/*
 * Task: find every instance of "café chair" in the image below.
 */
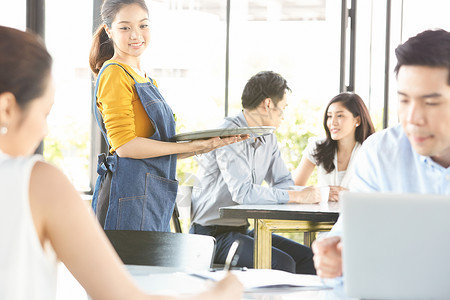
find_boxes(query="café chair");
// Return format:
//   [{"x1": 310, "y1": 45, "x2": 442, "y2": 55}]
[
  {"x1": 104, "y1": 230, "x2": 216, "y2": 271},
  {"x1": 171, "y1": 204, "x2": 183, "y2": 233},
  {"x1": 171, "y1": 185, "x2": 193, "y2": 233}
]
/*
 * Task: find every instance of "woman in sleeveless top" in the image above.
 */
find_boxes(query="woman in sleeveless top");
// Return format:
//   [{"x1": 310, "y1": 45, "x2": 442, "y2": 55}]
[
  {"x1": 0, "y1": 25, "x2": 242, "y2": 300},
  {"x1": 293, "y1": 92, "x2": 375, "y2": 201}
]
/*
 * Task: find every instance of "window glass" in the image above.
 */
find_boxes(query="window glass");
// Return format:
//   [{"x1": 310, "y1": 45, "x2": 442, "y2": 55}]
[
  {"x1": 0, "y1": 0, "x2": 26, "y2": 30},
  {"x1": 228, "y1": 0, "x2": 341, "y2": 175},
  {"x1": 353, "y1": 0, "x2": 389, "y2": 130},
  {"x1": 143, "y1": 0, "x2": 227, "y2": 182},
  {"x1": 44, "y1": 0, "x2": 93, "y2": 191},
  {"x1": 0, "y1": 0, "x2": 93, "y2": 192},
  {"x1": 355, "y1": 0, "x2": 450, "y2": 130},
  {"x1": 144, "y1": 0, "x2": 227, "y2": 132},
  {"x1": 401, "y1": 0, "x2": 450, "y2": 41},
  {"x1": 389, "y1": 0, "x2": 450, "y2": 127},
  {"x1": 144, "y1": 1, "x2": 341, "y2": 182}
]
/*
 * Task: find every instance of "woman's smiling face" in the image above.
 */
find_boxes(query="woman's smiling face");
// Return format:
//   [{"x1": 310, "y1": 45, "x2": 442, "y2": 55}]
[
  {"x1": 105, "y1": 3, "x2": 150, "y2": 62},
  {"x1": 326, "y1": 101, "x2": 359, "y2": 141}
]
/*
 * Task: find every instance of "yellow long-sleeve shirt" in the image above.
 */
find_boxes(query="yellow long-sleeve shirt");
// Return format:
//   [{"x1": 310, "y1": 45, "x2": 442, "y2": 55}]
[{"x1": 96, "y1": 60, "x2": 156, "y2": 153}]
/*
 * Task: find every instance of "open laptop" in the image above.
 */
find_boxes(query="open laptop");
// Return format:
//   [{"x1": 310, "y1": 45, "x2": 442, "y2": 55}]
[{"x1": 341, "y1": 192, "x2": 450, "y2": 299}]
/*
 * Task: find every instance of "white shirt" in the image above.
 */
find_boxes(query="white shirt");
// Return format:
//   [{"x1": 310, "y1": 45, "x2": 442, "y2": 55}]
[
  {"x1": 0, "y1": 151, "x2": 57, "y2": 300},
  {"x1": 303, "y1": 138, "x2": 361, "y2": 188}
]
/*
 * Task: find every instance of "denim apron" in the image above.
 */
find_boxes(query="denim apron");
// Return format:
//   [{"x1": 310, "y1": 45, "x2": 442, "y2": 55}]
[{"x1": 92, "y1": 63, "x2": 178, "y2": 232}]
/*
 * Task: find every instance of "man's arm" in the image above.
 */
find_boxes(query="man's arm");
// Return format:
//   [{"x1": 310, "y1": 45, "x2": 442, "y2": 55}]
[
  {"x1": 215, "y1": 138, "x2": 320, "y2": 205},
  {"x1": 264, "y1": 136, "x2": 293, "y2": 189},
  {"x1": 264, "y1": 137, "x2": 321, "y2": 203},
  {"x1": 215, "y1": 141, "x2": 290, "y2": 204}
]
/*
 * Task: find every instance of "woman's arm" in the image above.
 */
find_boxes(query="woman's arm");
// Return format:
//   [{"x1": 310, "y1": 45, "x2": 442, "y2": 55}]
[
  {"x1": 116, "y1": 135, "x2": 248, "y2": 159},
  {"x1": 292, "y1": 156, "x2": 316, "y2": 186},
  {"x1": 98, "y1": 67, "x2": 248, "y2": 160},
  {"x1": 30, "y1": 162, "x2": 147, "y2": 299},
  {"x1": 29, "y1": 161, "x2": 242, "y2": 300}
]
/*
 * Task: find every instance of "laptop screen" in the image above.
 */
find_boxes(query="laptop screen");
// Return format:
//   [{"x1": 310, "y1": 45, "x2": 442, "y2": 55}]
[{"x1": 341, "y1": 192, "x2": 450, "y2": 299}]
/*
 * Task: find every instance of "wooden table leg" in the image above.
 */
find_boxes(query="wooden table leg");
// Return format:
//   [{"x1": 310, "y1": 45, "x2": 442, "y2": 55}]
[
  {"x1": 303, "y1": 232, "x2": 319, "y2": 248},
  {"x1": 253, "y1": 219, "x2": 334, "y2": 269},
  {"x1": 254, "y1": 219, "x2": 272, "y2": 269}
]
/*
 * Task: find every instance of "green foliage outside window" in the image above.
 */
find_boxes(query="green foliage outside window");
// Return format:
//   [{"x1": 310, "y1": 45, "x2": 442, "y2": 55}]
[{"x1": 44, "y1": 119, "x2": 90, "y2": 191}]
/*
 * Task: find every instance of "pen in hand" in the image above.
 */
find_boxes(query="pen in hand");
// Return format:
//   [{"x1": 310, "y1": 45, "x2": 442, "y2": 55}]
[
  {"x1": 188, "y1": 240, "x2": 240, "y2": 282},
  {"x1": 224, "y1": 240, "x2": 240, "y2": 272}
]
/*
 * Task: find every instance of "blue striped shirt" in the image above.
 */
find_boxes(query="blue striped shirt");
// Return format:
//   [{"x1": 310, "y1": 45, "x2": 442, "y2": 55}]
[{"x1": 190, "y1": 111, "x2": 292, "y2": 227}]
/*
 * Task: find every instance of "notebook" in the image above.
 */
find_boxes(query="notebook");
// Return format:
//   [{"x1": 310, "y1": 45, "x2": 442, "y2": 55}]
[{"x1": 341, "y1": 192, "x2": 450, "y2": 299}]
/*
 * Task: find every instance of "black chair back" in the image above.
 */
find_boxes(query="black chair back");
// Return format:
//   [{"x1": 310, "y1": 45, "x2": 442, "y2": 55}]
[{"x1": 104, "y1": 230, "x2": 216, "y2": 271}]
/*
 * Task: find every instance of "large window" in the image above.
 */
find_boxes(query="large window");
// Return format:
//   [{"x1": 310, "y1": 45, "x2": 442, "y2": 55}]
[
  {"x1": 228, "y1": 0, "x2": 341, "y2": 172},
  {"x1": 354, "y1": 0, "x2": 450, "y2": 130},
  {"x1": 228, "y1": 0, "x2": 340, "y2": 114},
  {"x1": 44, "y1": 0, "x2": 94, "y2": 192},
  {"x1": 143, "y1": 1, "x2": 227, "y2": 132},
  {"x1": 5, "y1": 0, "x2": 449, "y2": 191},
  {"x1": 389, "y1": 0, "x2": 450, "y2": 127},
  {"x1": 142, "y1": 0, "x2": 342, "y2": 180},
  {"x1": 141, "y1": 0, "x2": 228, "y2": 183},
  {"x1": 0, "y1": 0, "x2": 94, "y2": 192}
]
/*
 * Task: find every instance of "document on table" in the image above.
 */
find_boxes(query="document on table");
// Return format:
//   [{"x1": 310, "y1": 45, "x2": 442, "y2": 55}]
[
  {"x1": 131, "y1": 267, "x2": 331, "y2": 296},
  {"x1": 132, "y1": 272, "x2": 210, "y2": 296},
  {"x1": 190, "y1": 269, "x2": 331, "y2": 293}
]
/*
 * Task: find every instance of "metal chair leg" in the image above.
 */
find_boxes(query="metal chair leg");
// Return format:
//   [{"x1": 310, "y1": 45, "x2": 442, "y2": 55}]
[{"x1": 171, "y1": 203, "x2": 182, "y2": 233}]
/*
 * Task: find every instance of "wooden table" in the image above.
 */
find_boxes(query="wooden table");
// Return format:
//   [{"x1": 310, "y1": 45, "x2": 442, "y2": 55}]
[{"x1": 219, "y1": 202, "x2": 340, "y2": 269}]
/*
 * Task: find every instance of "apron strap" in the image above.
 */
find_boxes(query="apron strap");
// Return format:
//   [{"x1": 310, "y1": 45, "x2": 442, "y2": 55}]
[{"x1": 92, "y1": 63, "x2": 138, "y2": 148}]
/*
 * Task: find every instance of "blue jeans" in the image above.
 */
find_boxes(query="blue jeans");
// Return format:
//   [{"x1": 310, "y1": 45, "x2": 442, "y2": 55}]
[{"x1": 190, "y1": 223, "x2": 316, "y2": 274}]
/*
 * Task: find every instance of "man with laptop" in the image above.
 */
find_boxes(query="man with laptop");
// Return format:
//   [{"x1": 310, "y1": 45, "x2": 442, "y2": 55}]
[{"x1": 312, "y1": 29, "x2": 450, "y2": 297}]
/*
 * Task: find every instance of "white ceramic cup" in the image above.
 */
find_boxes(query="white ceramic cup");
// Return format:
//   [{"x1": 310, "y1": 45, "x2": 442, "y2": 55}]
[
  {"x1": 288, "y1": 185, "x2": 330, "y2": 203},
  {"x1": 319, "y1": 186, "x2": 330, "y2": 203}
]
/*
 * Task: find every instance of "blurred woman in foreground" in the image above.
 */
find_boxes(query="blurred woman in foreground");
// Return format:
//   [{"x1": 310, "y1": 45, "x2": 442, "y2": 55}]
[{"x1": 0, "y1": 25, "x2": 242, "y2": 300}]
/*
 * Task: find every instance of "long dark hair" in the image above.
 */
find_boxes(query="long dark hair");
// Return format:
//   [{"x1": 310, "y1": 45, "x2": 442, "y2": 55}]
[
  {"x1": 0, "y1": 26, "x2": 52, "y2": 110},
  {"x1": 89, "y1": 0, "x2": 149, "y2": 76},
  {"x1": 313, "y1": 92, "x2": 375, "y2": 173}
]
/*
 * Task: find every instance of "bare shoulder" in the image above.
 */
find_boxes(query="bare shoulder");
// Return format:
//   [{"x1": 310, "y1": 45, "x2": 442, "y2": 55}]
[
  {"x1": 30, "y1": 161, "x2": 78, "y2": 205},
  {"x1": 31, "y1": 161, "x2": 67, "y2": 187}
]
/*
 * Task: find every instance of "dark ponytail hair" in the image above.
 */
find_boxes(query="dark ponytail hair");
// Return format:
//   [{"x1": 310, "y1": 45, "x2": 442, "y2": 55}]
[
  {"x1": 89, "y1": 0, "x2": 149, "y2": 75},
  {"x1": 0, "y1": 26, "x2": 52, "y2": 110},
  {"x1": 89, "y1": 25, "x2": 114, "y2": 76},
  {"x1": 313, "y1": 92, "x2": 375, "y2": 173}
]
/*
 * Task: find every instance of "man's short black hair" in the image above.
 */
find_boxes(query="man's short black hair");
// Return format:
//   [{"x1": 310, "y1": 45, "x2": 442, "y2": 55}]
[
  {"x1": 241, "y1": 71, "x2": 291, "y2": 110},
  {"x1": 395, "y1": 29, "x2": 450, "y2": 85}
]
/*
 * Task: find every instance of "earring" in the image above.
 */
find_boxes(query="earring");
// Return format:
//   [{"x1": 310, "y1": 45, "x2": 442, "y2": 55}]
[
  {"x1": 355, "y1": 123, "x2": 359, "y2": 127},
  {"x1": 0, "y1": 124, "x2": 7, "y2": 135}
]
